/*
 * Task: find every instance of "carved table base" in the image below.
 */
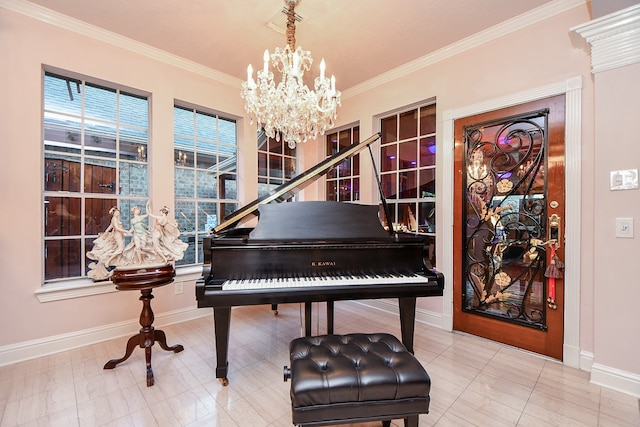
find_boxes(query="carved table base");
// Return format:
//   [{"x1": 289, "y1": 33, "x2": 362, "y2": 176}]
[{"x1": 104, "y1": 264, "x2": 184, "y2": 387}]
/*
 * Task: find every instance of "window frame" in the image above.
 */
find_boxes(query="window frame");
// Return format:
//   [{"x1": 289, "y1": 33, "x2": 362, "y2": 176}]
[
  {"x1": 378, "y1": 102, "x2": 437, "y2": 267},
  {"x1": 42, "y1": 69, "x2": 151, "y2": 287},
  {"x1": 325, "y1": 124, "x2": 361, "y2": 202},
  {"x1": 173, "y1": 103, "x2": 239, "y2": 267}
]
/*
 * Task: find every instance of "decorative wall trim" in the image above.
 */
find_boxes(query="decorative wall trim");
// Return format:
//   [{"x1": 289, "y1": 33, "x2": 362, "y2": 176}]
[
  {"x1": 442, "y1": 76, "x2": 583, "y2": 369},
  {"x1": 591, "y1": 363, "x2": 640, "y2": 398},
  {"x1": 570, "y1": 3, "x2": 640, "y2": 73},
  {"x1": 0, "y1": 0, "x2": 242, "y2": 87},
  {"x1": 0, "y1": 306, "x2": 210, "y2": 367},
  {"x1": 344, "y1": 0, "x2": 587, "y2": 98}
]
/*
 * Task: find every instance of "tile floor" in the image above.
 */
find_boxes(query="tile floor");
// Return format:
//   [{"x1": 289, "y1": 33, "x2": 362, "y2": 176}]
[{"x1": 0, "y1": 301, "x2": 638, "y2": 426}]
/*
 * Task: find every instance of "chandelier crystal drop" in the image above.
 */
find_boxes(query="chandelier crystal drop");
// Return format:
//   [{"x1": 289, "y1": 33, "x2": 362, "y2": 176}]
[{"x1": 241, "y1": 0, "x2": 341, "y2": 149}]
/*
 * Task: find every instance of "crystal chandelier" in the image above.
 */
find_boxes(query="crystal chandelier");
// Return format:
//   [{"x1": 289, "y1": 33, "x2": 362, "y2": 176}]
[{"x1": 241, "y1": 0, "x2": 341, "y2": 149}]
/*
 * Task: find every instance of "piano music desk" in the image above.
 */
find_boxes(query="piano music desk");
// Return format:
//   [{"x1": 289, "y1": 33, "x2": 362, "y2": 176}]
[{"x1": 104, "y1": 264, "x2": 184, "y2": 387}]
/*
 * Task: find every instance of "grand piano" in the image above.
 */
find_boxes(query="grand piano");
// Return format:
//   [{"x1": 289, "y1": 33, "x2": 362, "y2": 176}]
[{"x1": 196, "y1": 132, "x2": 444, "y2": 385}]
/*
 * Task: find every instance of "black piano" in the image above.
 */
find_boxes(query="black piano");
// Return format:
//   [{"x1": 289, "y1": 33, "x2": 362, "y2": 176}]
[{"x1": 196, "y1": 132, "x2": 444, "y2": 385}]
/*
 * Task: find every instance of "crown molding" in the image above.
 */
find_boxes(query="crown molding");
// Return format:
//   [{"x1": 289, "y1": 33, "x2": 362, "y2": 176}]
[
  {"x1": 343, "y1": 0, "x2": 588, "y2": 99},
  {"x1": 0, "y1": 0, "x2": 243, "y2": 87},
  {"x1": 570, "y1": 3, "x2": 640, "y2": 73}
]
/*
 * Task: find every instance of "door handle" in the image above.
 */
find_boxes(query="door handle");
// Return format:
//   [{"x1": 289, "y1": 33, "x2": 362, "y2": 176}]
[{"x1": 548, "y1": 213, "x2": 561, "y2": 248}]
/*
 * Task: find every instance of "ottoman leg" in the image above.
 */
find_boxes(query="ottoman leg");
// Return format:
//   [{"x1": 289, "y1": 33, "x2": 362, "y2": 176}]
[{"x1": 404, "y1": 414, "x2": 418, "y2": 427}]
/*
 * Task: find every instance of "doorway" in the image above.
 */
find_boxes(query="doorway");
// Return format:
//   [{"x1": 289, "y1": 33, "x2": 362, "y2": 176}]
[{"x1": 453, "y1": 95, "x2": 565, "y2": 359}]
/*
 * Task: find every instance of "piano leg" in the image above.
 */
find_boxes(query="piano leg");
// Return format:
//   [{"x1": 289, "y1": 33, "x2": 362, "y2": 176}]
[
  {"x1": 271, "y1": 304, "x2": 278, "y2": 315},
  {"x1": 398, "y1": 297, "x2": 417, "y2": 354},
  {"x1": 327, "y1": 301, "x2": 334, "y2": 334},
  {"x1": 304, "y1": 302, "x2": 312, "y2": 336},
  {"x1": 213, "y1": 306, "x2": 231, "y2": 386}
]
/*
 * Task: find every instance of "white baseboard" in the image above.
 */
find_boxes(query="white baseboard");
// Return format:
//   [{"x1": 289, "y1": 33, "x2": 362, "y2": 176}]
[
  {"x1": 590, "y1": 362, "x2": 640, "y2": 398},
  {"x1": 0, "y1": 306, "x2": 210, "y2": 367},
  {"x1": 355, "y1": 299, "x2": 443, "y2": 329}
]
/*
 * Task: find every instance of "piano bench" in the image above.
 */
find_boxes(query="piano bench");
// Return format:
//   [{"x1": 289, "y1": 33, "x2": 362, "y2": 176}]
[{"x1": 284, "y1": 333, "x2": 430, "y2": 427}]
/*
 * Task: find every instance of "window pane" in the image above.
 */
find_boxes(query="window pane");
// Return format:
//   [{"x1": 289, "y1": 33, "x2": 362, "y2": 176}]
[
  {"x1": 381, "y1": 144, "x2": 397, "y2": 172},
  {"x1": 381, "y1": 116, "x2": 397, "y2": 144},
  {"x1": 420, "y1": 136, "x2": 436, "y2": 167},
  {"x1": 196, "y1": 111, "x2": 217, "y2": 140},
  {"x1": 327, "y1": 181, "x2": 337, "y2": 201},
  {"x1": 44, "y1": 196, "x2": 82, "y2": 237},
  {"x1": 120, "y1": 93, "x2": 148, "y2": 128},
  {"x1": 45, "y1": 239, "x2": 82, "y2": 281},
  {"x1": 399, "y1": 139, "x2": 418, "y2": 170},
  {"x1": 85, "y1": 83, "x2": 116, "y2": 122},
  {"x1": 175, "y1": 201, "x2": 195, "y2": 233},
  {"x1": 120, "y1": 128, "x2": 149, "y2": 161},
  {"x1": 352, "y1": 178, "x2": 360, "y2": 201},
  {"x1": 399, "y1": 170, "x2": 417, "y2": 198},
  {"x1": 85, "y1": 120, "x2": 116, "y2": 158},
  {"x1": 420, "y1": 104, "x2": 436, "y2": 135},
  {"x1": 196, "y1": 169, "x2": 217, "y2": 199},
  {"x1": 44, "y1": 112, "x2": 82, "y2": 154},
  {"x1": 218, "y1": 144, "x2": 237, "y2": 173},
  {"x1": 45, "y1": 157, "x2": 81, "y2": 192},
  {"x1": 85, "y1": 197, "x2": 117, "y2": 235},
  {"x1": 419, "y1": 201, "x2": 436, "y2": 233},
  {"x1": 269, "y1": 154, "x2": 283, "y2": 178},
  {"x1": 174, "y1": 106, "x2": 194, "y2": 136},
  {"x1": 399, "y1": 110, "x2": 418, "y2": 140},
  {"x1": 175, "y1": 168, "x2": 195, "y2": 198},
  {"x1": 84, "y1": 159, "x2": 116, "y2": 194},
  {"x1": 196, "y1": 141, "x2": 217, "y2": 169},
  {"x1": 381, "y1": 173, "x2": 396, "y2": 199},
  {"x1": 198, "y1": 201, "x2": 218, "y2": 232},
  {"x1": 219, "y1": 173, "x2": 237, "y2": 199},
  {"x1": 284, "y1": 157, "x2": 296, "y2": 179},
  {"x1": 258, "y1": 152, "x2": 268, "y2": 177},
  {"x1": 44, "y1": 74, "x2": 82, "y2": 116},
  {"x1": 119, "y1": 162, "x2": 148, "y2": 196},
  {"x1": 218, "y1": 117, "x2": 237, "y2": 145},
  {"x1": 420, "y1": 168, "x2": 436, "y2": 197}
]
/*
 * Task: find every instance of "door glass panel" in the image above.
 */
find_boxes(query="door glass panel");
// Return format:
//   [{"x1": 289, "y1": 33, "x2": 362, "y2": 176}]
[{"x1": 463, "y1": 110, "x2": 548, "y2": 329}]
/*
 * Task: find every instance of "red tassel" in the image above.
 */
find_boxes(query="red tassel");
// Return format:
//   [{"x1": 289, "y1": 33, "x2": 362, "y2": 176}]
[{"x1": 546, "y1": 245, "x2": 558, "y2": 309}]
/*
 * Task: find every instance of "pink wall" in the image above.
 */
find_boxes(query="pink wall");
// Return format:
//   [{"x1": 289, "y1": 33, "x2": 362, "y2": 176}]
[
  {"x1": 0, "y1": 9, "x2": 256, "y2": 345},
  {"x1": 3, "y1": 1, "x2": 637, "y2": 394},
  {"x1": 593, "y1": 63, "x2": 640, "y2": 375}
]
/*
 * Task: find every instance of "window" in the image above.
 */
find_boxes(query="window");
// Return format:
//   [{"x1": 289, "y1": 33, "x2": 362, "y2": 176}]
[
  {"x1": 325, "y1": 126, "x2": 360, "y2": 202},
  {"x1": 380, "y1": 103, "x2": 437, "y2": 265},
  {"x1": 174, "y1": 105, "x2": 238, "y2": 265},
  {"x1": 257, "y1": 131, "x2": 296, "y2": 198},
  {"x1": 43, "y1": 71, "x2": 149, "y2": 283}
]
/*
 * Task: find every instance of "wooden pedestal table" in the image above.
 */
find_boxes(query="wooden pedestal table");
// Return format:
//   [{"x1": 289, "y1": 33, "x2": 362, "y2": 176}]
[{"x1": 104, "y1": 264, "x2": 184, "y2": 386}]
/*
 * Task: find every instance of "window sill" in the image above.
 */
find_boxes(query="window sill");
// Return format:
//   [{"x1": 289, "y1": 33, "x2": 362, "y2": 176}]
[{"x1": 35, "y1": 265, "x2": 203, "y2": 302}]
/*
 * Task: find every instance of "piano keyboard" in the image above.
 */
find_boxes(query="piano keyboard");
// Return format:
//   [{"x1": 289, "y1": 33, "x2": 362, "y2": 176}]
[{"x1": 222, "y1": 273, "x2": 432, "y2": 290}]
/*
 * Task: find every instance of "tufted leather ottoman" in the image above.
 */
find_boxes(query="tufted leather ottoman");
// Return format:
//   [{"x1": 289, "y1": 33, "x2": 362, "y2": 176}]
[{"x1": 284, "y1": 333, "x2": 430, "y2": 427}]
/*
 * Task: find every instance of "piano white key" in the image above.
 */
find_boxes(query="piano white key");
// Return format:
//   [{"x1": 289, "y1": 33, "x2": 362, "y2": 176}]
[{"x1": 221, "y1": 273, "x2": 431, "y2": 290}]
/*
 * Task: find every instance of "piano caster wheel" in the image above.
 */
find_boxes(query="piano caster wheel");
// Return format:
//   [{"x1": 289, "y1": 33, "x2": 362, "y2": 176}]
[
  {"x1": 218, "y1": 377, "x2": 229, "y2": 386},
  {"x1": 273, "y1": 310, "x2": 278, "y2": 315}
]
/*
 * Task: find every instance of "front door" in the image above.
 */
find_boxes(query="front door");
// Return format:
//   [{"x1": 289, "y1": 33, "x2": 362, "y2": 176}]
[{"x1": 453, "y1": 95, "x2": 565, "y2": 359}]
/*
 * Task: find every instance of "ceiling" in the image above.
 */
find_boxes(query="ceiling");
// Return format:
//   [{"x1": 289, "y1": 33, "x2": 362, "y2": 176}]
[{"x1": 26, "y1": 0, "x2": 557, "y2": 91}]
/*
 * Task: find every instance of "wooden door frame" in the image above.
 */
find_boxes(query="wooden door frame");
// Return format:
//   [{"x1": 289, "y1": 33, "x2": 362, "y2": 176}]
[{"x1": 439, "y1": 76, "x2": 583, "y2": 368}]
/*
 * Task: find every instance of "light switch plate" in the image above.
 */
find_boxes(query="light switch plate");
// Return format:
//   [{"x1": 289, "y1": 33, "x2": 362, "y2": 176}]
[
  {"x1": 616, "y1": 218, "x2": 634, "y2": 238},
  {"x1": 610, "y1": 169, "x2": 638, "y2": 190}
]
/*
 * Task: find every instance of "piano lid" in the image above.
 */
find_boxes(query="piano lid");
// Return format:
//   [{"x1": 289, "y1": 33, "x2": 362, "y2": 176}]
[
  {"x1": 249, "y1": 201, "x2": 390, "y2": 241},
  {"x1": 213, "y1": 132, "x2": 381, "y2": 235}
]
